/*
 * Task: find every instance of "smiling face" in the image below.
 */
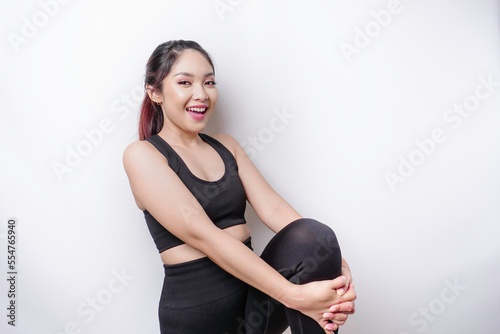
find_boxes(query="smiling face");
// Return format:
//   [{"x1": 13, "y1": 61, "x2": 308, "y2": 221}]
[{"x1": 147, "y1": 49, "x2": 218, "y2": 136}]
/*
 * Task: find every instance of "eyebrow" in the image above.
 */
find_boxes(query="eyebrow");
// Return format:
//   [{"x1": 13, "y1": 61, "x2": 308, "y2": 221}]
[{"x1": 174, "y1": 72, "x2": 215, "y2": 78}]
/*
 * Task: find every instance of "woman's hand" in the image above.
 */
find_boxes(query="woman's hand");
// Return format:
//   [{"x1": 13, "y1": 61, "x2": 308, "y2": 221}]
[
  {"x1": 322, "y1": 282, "x2": 356, "y2": 331},
  {"x1": 284, "y1": 276, "x2": 356, "y2": 333},
  {"x1": 337, "y1": 258, "x2": 353, "y2": 296},
  {"x1": 321, "y1": 259, "x2": 357, "y2": 331}
]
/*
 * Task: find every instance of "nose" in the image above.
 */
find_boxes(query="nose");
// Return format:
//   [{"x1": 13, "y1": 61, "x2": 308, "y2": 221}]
[{"x1": 193, "y1": 83, "x2": 208, "y2": 101}]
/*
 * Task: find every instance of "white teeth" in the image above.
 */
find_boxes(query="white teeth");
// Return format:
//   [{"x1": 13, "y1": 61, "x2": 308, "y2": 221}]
[{"x1": 187, "y1": 107, "x2": 206, "y2": 113}]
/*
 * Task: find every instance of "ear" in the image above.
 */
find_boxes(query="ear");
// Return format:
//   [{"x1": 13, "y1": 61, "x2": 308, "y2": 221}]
[{"x1": 146, "y1": 84, "x2": 162, "y2": 104}]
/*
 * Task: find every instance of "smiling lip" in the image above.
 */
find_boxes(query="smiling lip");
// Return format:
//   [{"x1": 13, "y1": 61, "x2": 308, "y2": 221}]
[{"x1": 186, "y1": 105, "x2": 208, "y2": 121}]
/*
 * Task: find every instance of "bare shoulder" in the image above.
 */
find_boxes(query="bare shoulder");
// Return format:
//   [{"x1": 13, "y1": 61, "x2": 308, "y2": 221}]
[
  {"x1": 211, "y1": 133, "x2": 242, "y2": 155},
  {"x1": 211, "y1": 133, "x2": 253, "y2": 165},
  {"x1": 123, "y1": 140, "x2": 164, "y2": 173},
  {"x1": 122, "y1": 140, "x2": 175, "y2": 210}
]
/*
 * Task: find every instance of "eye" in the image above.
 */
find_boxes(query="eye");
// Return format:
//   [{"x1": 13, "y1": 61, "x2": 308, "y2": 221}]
[
  {"x1": 178, "y1": 81, "x2": 191, "y2": 85},
  {"x1": 205, "y1": 80, "x2": 217, "y2": 86}
]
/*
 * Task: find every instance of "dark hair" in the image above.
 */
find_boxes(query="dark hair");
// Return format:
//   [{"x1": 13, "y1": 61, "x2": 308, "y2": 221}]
[{"x1": 139, "y1": 40, "x2": 215, "y2": 140}]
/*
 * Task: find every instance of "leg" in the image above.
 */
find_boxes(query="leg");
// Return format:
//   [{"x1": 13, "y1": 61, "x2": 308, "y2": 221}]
[
  {"x1": 245, "y1": 218, "x2": 343, "y2": 334},
  {"x1": 159, "y1": 243, "x2": 251, "y2": 334}
]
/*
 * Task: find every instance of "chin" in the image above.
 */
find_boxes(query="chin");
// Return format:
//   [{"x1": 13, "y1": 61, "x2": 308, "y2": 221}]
[{"x1": 188, "y1": 123, "x2": 208, "y2": 134}]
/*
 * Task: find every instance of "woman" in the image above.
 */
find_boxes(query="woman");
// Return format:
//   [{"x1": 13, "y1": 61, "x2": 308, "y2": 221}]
[{"x1": 123, "y1": 40, "x2": 356, "y2": 334}]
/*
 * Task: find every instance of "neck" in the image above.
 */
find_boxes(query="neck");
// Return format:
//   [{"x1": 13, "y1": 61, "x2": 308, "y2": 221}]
[{"x1": 157, "y1": 124, "x2": 203, "y2": 148}]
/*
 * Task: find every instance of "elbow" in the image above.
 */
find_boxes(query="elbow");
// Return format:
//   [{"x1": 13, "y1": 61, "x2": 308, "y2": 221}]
[{"x1": 181, "y1": 224, "x2": 220, "y2": 254}]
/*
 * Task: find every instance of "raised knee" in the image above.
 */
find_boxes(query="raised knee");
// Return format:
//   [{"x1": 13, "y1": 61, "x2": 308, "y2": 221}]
[
  {"x1": 285, "y1": 218, "x2": 339, "y2": 248},
  {"x1": 289, "y1": 219, "x2": 342, "y2": 281}
]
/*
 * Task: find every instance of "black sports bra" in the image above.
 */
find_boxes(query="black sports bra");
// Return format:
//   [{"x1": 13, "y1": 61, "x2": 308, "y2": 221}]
[{"x1": 143, "y1": 133, "x2": 247, "y2": 253}]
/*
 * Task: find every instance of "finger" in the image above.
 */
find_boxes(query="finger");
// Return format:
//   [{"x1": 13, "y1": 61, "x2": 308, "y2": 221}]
[
  {"x1": 331, "y1": 318, "x2": 347, "y2": 327},
  {"x1": 344, "y1": 276, "x2": 351, "y2": 290},
  {"x1": 318, "y1": 318, "x2": 337, "y2": 333},
  {"x1": 324, "y1": 321, "x2": 338, "y2": 332},
  {"x1": 337, "y1": 278, "x2": 353, "y2": 296},
  {"x1": 328, "y1": 301, "x2": 355, "y2": 313},
  {"x1": 323, "y1": 311, "x2": 348, "y2": 322},
  {"x1": 341, "y1": 267, "x2": 352, "y2": 287},
  {"x1": 330, "y1": 276, "x2": 347, "y2": 291},
  {"x1": 338, "y1": 283, "x2": 357, "y2": 302}
]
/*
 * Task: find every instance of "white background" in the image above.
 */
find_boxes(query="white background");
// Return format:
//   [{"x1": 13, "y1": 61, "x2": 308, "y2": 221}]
[{"x1": 1, "y1": 0, "x2": 499, "y2": 333}]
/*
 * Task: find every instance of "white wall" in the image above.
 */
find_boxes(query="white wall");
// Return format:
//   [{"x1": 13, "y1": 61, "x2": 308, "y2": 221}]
[{"x1": 1, "y1": 0, "x2": 499, "y2": 333}]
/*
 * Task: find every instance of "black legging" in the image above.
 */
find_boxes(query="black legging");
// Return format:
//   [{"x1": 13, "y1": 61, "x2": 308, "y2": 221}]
[{"x1": 158, "y1": 218, "x2": 342, "y2": 334}]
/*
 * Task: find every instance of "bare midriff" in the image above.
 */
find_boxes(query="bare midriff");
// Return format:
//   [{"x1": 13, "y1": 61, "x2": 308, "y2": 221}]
[{"x1": 160, "y1": 224, "x2": 251, "y2": 265}]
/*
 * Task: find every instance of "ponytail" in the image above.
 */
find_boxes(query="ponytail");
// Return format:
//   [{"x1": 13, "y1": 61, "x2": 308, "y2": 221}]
[{"x1": 139, "y1": 94, "x2": 164, "y2": 140}]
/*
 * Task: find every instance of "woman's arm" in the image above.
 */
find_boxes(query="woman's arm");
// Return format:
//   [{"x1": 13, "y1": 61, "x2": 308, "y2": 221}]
[
  {"x1": 123, "y1": 140, "x2": 353, "y2": 332},
  {"x1": 214, "y1": 133, "x2": 356, "y2": 292},
  {"x1": 212, "y1": 133, "x2": 302, "y2": 233},
  {"x1": 214, "y1": 134, "x2": 357, "y2": 331}
]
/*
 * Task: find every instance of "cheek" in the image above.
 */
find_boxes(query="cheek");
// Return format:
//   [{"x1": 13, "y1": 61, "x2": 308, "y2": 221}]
[
  {"x1": 209, "y1": 89, "x2": 218, "y2": 103},
  {"x1": 162, "y1": 82, "x2": 188, "y2": 100},
  {"x1": 163, "y1": 94, "x2": 188, "y2": 112},
  {"x1": 171, "y1": 88, "x2": 190, "y2": 100}
]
